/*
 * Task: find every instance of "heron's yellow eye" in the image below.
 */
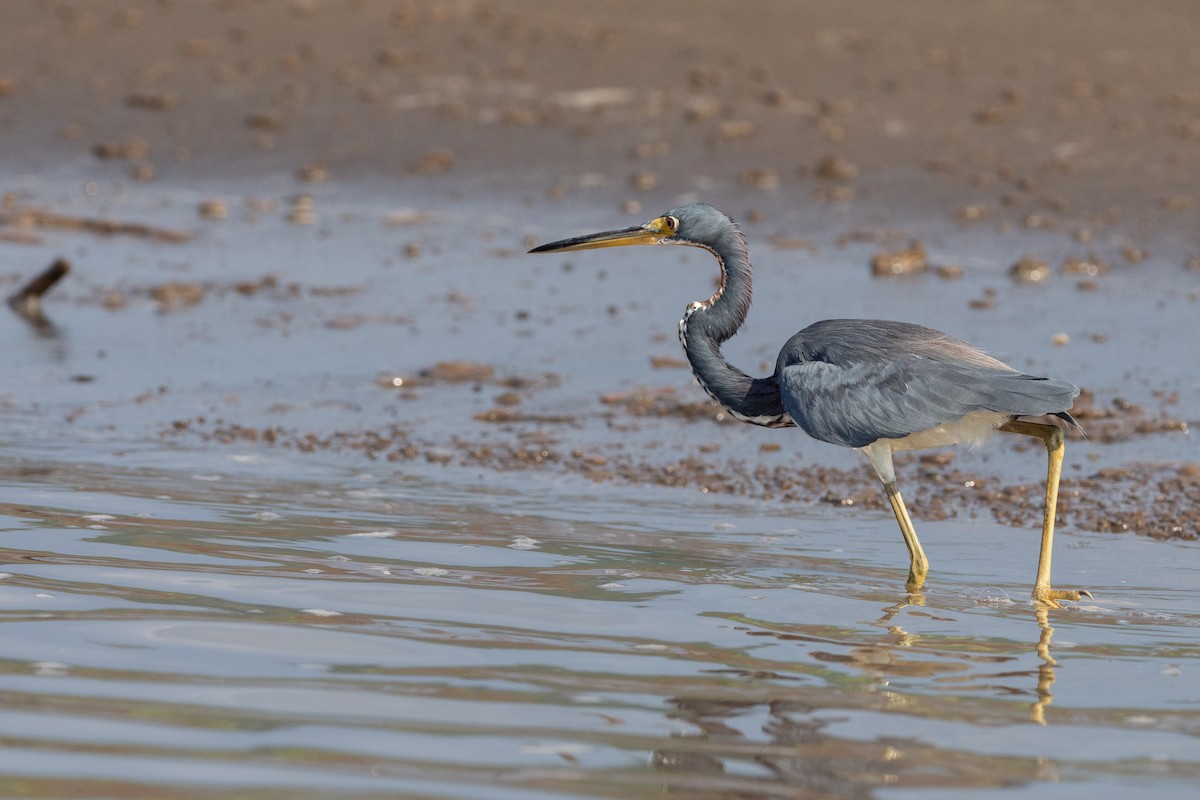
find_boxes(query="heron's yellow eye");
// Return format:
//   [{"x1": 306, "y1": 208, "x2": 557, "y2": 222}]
[{"x1": 665, "y1": 215, "x2": 680, "y2": 233}]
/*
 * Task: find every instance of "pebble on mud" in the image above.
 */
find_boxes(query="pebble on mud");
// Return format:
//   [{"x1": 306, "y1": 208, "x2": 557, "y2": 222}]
[
  {"x1": 815, "y1": 185, "x2": 854, "y2": 203},
  {"x1": 968, "y1": 289, "x2": 996, "y2": 310},
  {"x1": 1009, "y1": 257, "x2": 1052, "y2": 284},
  {"x1": 600, "y1": 387, "x2": 725, "y2": 422},
  {"x1": 297, "y1": 164, "x2": 329, "y2": 183},
  {"x1": 126, "y1": 92, "x2": 179, "y2": 111},
  {"x1": 199, "y1": 200, "x2": 228, "y2": 220},
  {"x1": 1121, "y1": 245, "x2": 1148, "y2": 264},
  {"x1": 1061, "y1": 255, "x2": 1109, "y2": 276},
  {"x1": 814, "y1": 155, "x2": 858, "y2": 181},
  {"x1": 767, "y1": 234, "x2": 816, "y2": 251},
  {"x1": 152, "y1": 282, "x2": 205, "y2": 311},
  {"x1": 871, "y1": 241, "x2": 927, "y2": 277},
  {"x1": 956, "y1": 203, "x2": 990, "y2": 222},
  {"x1": 102, "y1": 289, "x2": 127, "y2": 310},
  {"x1": 93, "y1": 138, "x2": 151, "y2": 161},
  {"x1": 376, "y1": 47, "x2": 420, "y2": 68},
  {"x1": 420, "y1": 360, "x2": 495, "y2": 384},
  {"x1": 410, "y1": 148, "x2": 454, "y2": 174},
  {"x1": 631, "y1": 141, "x2": 669, "y2": 159},
  {"x1": 181, "y1": 37, "x2": 212, "y2": 57},
  {"x1": 287, "y1": 195, "x2": 316, "y2": 225},
  {"x1": 245, "y1": 112, "x2": 284, "y2": 131},
  {"x1": 684, "y1": 96, "x2": 719, "y2": 122},
  {"x1": 649, "y1": 356, "x2": 689, "y2": 370},
  {"x1": 629, "y1": 171, "x2": 657, "y2": 190},
  {"x1": 384, "y1": 209, "x2": 433, "y2": 226},
  {"x1": 935, "y1": 264, "x2": 964, "y2": 280},
  {"x1": 711, "y1": 120, "x2": 756, "y2": 143},
  {"x1": 741, "y1": 170, "x2": 780, "y2": 190},
  {"x1": 1160, "y1": 195, "x2": 1194, "y2": 211}
]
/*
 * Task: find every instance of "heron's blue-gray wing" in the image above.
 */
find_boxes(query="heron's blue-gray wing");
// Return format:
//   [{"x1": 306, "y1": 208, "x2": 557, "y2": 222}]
[{"x1": 777, "y1": 355, "x2": 1076, "y2": 449}]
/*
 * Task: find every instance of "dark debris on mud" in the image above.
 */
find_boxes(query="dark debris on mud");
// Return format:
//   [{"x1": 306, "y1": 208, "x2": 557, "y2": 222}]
[
  {"x1": 0, "y1": 200, "x2": 191, "y2": 245},
  {"x1": 162, "y1": 371, "x2": 1199, "y2": 541}
]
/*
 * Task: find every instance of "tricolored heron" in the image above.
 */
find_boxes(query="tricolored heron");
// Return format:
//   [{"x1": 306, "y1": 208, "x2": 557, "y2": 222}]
[{"x1": 530, "y1": 203, "x2": 1091, "y2": 607}]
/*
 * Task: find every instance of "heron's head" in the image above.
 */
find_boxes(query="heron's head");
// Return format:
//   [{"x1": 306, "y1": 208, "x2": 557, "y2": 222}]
[{"x1": 528, "y1": 203, "x2": 735, "y2": 254}]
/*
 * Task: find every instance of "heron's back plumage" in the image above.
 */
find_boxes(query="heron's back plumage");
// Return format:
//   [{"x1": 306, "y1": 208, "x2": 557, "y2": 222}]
[{"x1": 775, "y1": 319, "x2": 1080, "y2": 449}]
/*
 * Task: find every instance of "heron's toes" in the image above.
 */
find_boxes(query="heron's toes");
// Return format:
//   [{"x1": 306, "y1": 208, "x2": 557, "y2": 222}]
[{"x1": 1032, "y1": 587, "x2": 1093, "y2": 608}]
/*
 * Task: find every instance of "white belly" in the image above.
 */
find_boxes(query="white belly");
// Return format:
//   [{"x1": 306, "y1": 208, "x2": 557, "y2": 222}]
[{"x1": 884, "y1": 410, "x2": 1009, "y2": 452}]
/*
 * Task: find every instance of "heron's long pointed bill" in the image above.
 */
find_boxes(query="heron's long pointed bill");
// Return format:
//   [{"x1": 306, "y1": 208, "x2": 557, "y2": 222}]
[{"x1": 528, "y1": 218, "x2": 672, "y2": 254}]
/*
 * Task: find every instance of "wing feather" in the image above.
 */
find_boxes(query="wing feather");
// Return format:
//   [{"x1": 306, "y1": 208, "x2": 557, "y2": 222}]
[{"x1": 778, "y1": 352, "x2": 1077, "y2": 449}]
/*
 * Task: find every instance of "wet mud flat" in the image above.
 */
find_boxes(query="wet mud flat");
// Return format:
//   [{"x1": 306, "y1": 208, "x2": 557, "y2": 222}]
[
  {"x1": 1, "y1": 1, "x2": 1199, "y2": 798},
  {"x1": 167, "y1": 371, "x2": 1200, "y2": 539}
]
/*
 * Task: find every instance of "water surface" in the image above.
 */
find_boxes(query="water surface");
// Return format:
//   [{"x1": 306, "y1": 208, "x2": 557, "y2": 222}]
[{"x1": 1, "y1": 455, "x2": 1196, "y2": 799}]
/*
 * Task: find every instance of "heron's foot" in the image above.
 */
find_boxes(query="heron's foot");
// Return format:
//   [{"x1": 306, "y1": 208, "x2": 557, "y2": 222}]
[
  {"x1": 1032, "y1": 587, "x2": 1093, "y2": 609},
  {"x1": 902, "y1": 573, "x2": 928, "y2": 605}
]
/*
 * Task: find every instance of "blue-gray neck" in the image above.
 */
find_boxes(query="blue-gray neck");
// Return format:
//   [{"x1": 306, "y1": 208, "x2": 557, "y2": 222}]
[{"x1": 676, "y1": 226, "x2": 792, "y2": 429}]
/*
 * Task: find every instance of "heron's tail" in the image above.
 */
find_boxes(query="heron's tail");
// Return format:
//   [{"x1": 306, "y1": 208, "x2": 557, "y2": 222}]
[{"x1": 1051, "y1": 409, "x2": 1086, "y2": 438}]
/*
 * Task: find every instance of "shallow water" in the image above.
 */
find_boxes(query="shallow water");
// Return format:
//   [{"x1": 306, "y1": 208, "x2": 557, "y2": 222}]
[
  {"x1": 0, "y1": 172, "x2": 1197, "y2": 797},
  {"x1": 0, "y1": 452, "x2": 1196, "y2": 799},
  {"x1": 4, "y1": 2, "x2": 1200, "y2": 795}
]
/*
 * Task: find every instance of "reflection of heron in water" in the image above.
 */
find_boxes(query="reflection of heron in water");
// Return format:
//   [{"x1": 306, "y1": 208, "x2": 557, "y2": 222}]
[
  {"x1": 655, "y1": 617, "x2": 1068, "y2": 797},
  {"x1": 532, "y1": 204, "x2": 1090, "y2": 605},
  {"x1": 1032, "y1": 608, "x2": 1058, "y2": 725},
  {"x1": 872, "y1": 600, "x2": 1061, "y2": 725}
]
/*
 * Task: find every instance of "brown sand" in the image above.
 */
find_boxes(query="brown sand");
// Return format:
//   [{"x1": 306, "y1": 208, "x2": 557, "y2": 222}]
[{"x1": 1, "y1": 0, "x2": 1198, "y2": 240}]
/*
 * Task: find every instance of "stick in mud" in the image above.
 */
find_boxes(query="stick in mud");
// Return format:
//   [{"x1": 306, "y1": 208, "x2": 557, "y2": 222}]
[{"x1": 8, "y1": 257, "x2": 70, "y2": 320}]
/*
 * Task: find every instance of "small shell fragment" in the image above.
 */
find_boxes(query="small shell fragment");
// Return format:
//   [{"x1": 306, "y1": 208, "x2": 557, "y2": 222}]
[
  {"x1": 1010, "y1": 257, "x2": 1052, "y2": 284},
  {"x1": 871, "y1": 242, "x2": 927, "y2": 277}
]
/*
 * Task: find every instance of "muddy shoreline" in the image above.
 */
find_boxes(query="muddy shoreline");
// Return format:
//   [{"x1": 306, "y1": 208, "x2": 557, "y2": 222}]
[
  {"x1": 164, "y1": 376, "x2": 1199, "y2": 540},
  {"x1": 2, "y1": 0, "x2": 1200, "y2": 246},
  {"x1": 2, "y1": 0, "x2": 1199, "y2": 540}
]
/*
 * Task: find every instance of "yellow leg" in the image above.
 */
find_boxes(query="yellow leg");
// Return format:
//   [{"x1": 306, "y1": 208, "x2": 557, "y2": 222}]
[
  {"x1": 999, "y1": 421, "x2": 1093, "y2": 608},
  {"x1": 884, "y1": 481, "x2": 928, "y2": 592}
]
